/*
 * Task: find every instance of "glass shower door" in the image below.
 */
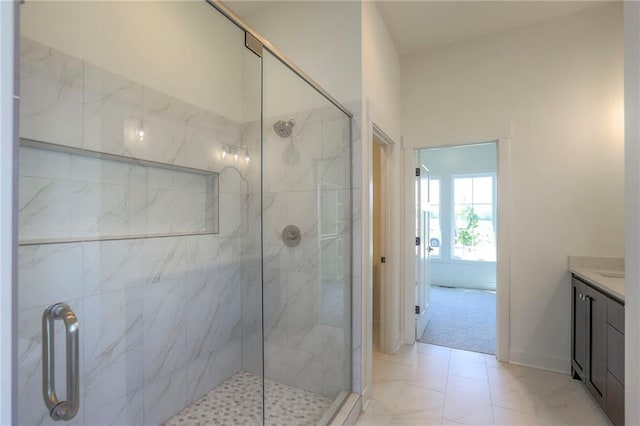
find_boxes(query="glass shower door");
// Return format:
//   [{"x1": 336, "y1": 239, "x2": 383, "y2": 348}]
[
  {"x1": 17, "y1": 2, "x2": 262, "y2": 424},
  {"x1": 261, "y1": 51, "x2": 352, "y2": 425}
]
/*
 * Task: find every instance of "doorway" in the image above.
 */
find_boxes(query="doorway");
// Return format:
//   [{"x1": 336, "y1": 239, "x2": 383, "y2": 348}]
[
  {"x1": 372, "y1": 136, "x2": 388, "y2": 351},
  {"x1": 415, "y1": 142, "x2": 498, "y2": 354}
]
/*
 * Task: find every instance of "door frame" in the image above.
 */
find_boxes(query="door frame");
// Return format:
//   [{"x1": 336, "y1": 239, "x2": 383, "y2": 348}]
[
  {"x1": 402, "y1": 138, "x2": 511, "y2": 362},
  {"x1": 0, "y1": 0, "x2": 17, "y2": 423},
  {"x1": 372, "y1": 123, "x2": 401, "y2": 355}
]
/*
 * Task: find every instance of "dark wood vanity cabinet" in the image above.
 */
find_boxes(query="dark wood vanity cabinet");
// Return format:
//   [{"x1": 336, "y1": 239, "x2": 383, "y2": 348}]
[{"x1": 571, "y1": 274, "x2": 625, "y2": 425}]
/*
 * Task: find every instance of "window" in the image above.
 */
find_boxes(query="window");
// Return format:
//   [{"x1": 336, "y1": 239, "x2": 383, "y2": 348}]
[{"x1": 452, "y1": 175, "x2": 496, "y2": 261}]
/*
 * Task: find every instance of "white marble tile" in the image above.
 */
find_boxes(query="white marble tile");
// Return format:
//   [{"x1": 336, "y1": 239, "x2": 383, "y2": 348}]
[
  {"x1": 20, "y1": 37, "x2": 83, "y2": 148},
  {"x1": 19, "y1": 146, "x2": 71, "y2": 179},
  {"x1": 286, "y1": 270, "x2": 319, "y2": 349},
  {"x1": 143, "y1": 367, "x2": 188, "y2": 426},
  {"x1": 83, "y1": 239, "x2": 143, "y2": 295},
  {"x1": 18, "y1": 243, "x2": 83, "y2": 309},
  {"x1": 321, "y1": 106, "x2": 351, "y2": 162},
  {"x1": 142, "y1": 236, "x2": 186, "y2": 286},
  {"x1": 69, "y1": 182, "x2": 129, "y2": 238},
  {"x1": 321, "y1": 357, "x2": 350, "y2": 399},
  {"x1": 186, "y1": 338, "x2": 242, "y2": 403},
  {"x1": 142, "y1": 279, "x2": 188, "y2": 382},
  {"x1": 19, "y1": 177, "x2": 70, "y2": 240},
  {"x1": 84, "y1": 387, "x2": 144, "y2": 426},
  {"x1": 172, "y1": 170, "x2": 207, "y2": 193},
  {"x1": 83, "y1": 63, "x2": 144, "y2": 158},
  {"x1": 262, "y1": 130, "x2": 287, "y2": 193},
  {"x1": 262, "y1": 264, "x2": 287, "y2": 347},
  {"x1": 184, "y1": 108, "x2": 221, "y2": 172},
  {"x1": 219, "y1": 192, "x2": 243, "y2": 237},
  {"x1": 142, "y1": 87, "x2": 187, "y2": 167},
  {"x1": 70, "y1": 155, "x2": 131, "y2": 186},
  {"x1": 83, "y1": 288, "x2": 144, "y2": 415},
  {"x1": 286, "y1": 109, "x2": 322, "y2": 192}
]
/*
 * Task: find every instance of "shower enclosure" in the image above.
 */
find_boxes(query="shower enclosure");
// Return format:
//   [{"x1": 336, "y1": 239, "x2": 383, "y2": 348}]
[{"x1": 16, "y1": 1, "x2": 352, "y2": 425}]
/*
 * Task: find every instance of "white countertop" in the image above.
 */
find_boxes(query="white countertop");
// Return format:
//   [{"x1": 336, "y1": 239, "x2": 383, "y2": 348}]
[{"x1": 570, "y1": 267, "x2": 625, "y2": 302}]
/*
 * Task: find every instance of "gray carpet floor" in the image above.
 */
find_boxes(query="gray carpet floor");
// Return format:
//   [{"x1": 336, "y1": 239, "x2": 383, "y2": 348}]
[{"x1": 418, "y1": 285, "x2": 496, "y2": 354}]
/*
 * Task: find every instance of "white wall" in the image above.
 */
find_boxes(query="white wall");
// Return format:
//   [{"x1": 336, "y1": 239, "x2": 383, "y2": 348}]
[
  {"x1": 21, "y1": 1, "x2": 247, "y2": 122},
  {"x1": 0, "y1": 1, "x2": 16, "y2": 423},
  {"x1": 242, "y1": 1, "x2": 361, "y2": 106},
  {"x1": 362, "y1": 1, "x2": 402, "y2": 142},
  {"x1": 421, "y1": 143, "x2": 497, "y2": 290},
  {"x1": 402, "y1": 4, "x2": 624, "y2": 372},
  {"x1": 624, "y1": 2, "x2": 640, "y2": 424},
  {"x1": 361, "y1": 1, "x2": 403, "y2": 406}
]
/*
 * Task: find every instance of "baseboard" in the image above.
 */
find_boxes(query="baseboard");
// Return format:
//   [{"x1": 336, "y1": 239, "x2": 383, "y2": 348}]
[{"x1": 509, "y1": 349, "x2": 571, "y2": 375}]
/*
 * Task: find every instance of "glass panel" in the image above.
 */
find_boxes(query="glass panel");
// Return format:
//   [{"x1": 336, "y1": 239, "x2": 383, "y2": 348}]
[
  {"x1": 262, "y1": 51, "x2": 351, "y2": 425},
  {"x1": 18, "y1": 2, "x2": 262, "y2": 425}
]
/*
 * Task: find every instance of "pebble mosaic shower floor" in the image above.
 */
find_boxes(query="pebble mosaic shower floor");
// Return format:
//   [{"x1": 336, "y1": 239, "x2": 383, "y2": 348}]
[{"x1": 163, "y1": 371, "x2": 333, "y2": 426}]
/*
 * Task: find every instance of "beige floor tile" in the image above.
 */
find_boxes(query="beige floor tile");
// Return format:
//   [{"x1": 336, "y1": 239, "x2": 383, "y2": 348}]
[
  {"x1": 443, "y1": 375, "x2": 493, "y2": 425},
  {"x1": 361, "y1": 342, "x2": 608, "y2": 426},
  {"x1": 371, "y1": 380, "x2": 405, "y2": 406},
  {"x1": 372, "y1": 358, "x2": 412, "y2": 383},
  {"x1": 389, "y1": 407, "x2": 443, "y2": 425},
  {"x1": 375, "y1": 343, "x2": 418, "y2": 367},
  {"x1": 492, "y1": 405, "x2": 548, "y2": 426},
  {"x1": 449, "y1": 359, "x2": 488, "y2": 382},
  {"x1": 417, "y1": 342, "x2": 451, "y2": 359},
  {"x1": 407, "y1": 365, "x2": 449, "y2": 393},
  {"x1": 450, "y1": 348, "x2": 487, "y2": 363},
  {"x1": 396, "y1": 383, "x2": 445, "y2": 412}
]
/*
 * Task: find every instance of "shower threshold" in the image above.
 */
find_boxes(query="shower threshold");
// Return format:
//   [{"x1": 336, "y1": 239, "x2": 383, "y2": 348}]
[{"x1": 163, "y1": 371, "x2": 333, "y2": 426}]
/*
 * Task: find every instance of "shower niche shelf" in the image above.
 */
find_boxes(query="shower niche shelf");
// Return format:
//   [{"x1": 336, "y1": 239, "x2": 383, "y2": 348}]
[{"x1": 19, "y1": 138, "x2": 219, "y2": 245}]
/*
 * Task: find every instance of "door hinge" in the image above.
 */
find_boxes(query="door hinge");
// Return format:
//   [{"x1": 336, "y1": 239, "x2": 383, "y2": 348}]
[
  {"x1": 381, "y1": 257, "x2": 386, "y2": 263},
  {"x1": 416, "y1": 237, "x2": 421, "y2": 246},
  {"x1": 415, "y1": 305, "x2": 420, "y2": 314},
  {"x1": 415, "y1": 167, "x2": 420, "y2": 177}
]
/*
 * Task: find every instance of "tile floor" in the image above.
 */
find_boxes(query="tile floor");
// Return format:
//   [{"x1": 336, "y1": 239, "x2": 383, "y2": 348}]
[
  {"x1": 164, "y1": 371, "x2": 333, "y2": 425},
  {"x1": 356, "y1": 343, "x2": 612, "y2": 425}
]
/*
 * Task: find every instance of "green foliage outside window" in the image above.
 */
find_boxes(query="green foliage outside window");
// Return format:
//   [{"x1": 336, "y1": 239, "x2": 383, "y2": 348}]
[{"x1": 456, "y1": 206, "x2": 481, "y2": 247}]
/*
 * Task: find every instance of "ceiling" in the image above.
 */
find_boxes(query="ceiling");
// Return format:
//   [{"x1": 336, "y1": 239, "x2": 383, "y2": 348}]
[
  {"x1": 376, "y1": 1, "x2": 616, "y2": 56},
  {"x1": 223, "y1": 0, "x2": 616, "y2": 56}
]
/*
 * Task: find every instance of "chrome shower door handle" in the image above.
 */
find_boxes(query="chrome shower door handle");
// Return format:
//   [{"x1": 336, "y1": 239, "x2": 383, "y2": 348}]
[{"x1": 42, "y1": 303, "x2": 80, "y2": 421}]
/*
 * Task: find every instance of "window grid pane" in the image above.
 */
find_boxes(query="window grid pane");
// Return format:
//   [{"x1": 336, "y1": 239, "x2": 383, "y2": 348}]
[{"x1": 452, "y1": 175, "x2": 495, "y2": 262}]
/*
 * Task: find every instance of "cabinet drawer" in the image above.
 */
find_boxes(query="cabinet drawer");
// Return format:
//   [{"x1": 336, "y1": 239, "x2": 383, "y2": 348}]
[
  {"x1": 607, "y1": 298, "x2": 624, "y2": 333},
  {"x1": 607, "y1": 324, "x2": 625, "y2": 385},
  {"x1": 606, "y1": 372, "x2": 625, "y2": 426}
]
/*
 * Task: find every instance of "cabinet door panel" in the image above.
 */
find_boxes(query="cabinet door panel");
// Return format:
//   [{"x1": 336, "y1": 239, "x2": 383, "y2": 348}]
[
  {"x1": 586, "y1": 285, "x2": 607, "y2": 407},
  {"x1": 607, "y1": 324, "x2": 625, "y2": 385},
  {"x1": 606, "y1": 372, "x2": 625, "y2": 426},
  {"x1": 572, "y1": 277, "x2": 586, "y2": 377}
]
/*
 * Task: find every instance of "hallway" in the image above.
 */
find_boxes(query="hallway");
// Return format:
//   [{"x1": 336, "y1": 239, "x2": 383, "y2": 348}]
[{"x1": 357, "y1": 343, "x2": 611, "y2": 425}]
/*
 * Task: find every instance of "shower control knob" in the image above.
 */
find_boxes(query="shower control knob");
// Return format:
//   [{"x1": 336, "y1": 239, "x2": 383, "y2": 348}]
[{"x1": 282, "y1": 225, "x2": 302, "y2": 247}]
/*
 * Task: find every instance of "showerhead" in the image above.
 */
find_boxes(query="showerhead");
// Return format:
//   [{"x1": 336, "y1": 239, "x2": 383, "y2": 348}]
[{"x1": 273, "y1": 119, "x2": 295, "y2": 138}]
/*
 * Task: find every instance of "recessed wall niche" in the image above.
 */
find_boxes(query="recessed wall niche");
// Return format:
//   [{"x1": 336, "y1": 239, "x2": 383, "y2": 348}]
[{"x1": 19, "y1": 140, "x2": 219, "y2": 245}]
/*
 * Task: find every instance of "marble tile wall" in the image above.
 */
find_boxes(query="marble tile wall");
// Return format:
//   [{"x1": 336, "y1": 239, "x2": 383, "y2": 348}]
[
  {"x1": 240, "y1": 104, "x2": 352, "y2": 401},
  {"x1": 18, "y1": 37, "x2": 247, "y2": 425}
]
